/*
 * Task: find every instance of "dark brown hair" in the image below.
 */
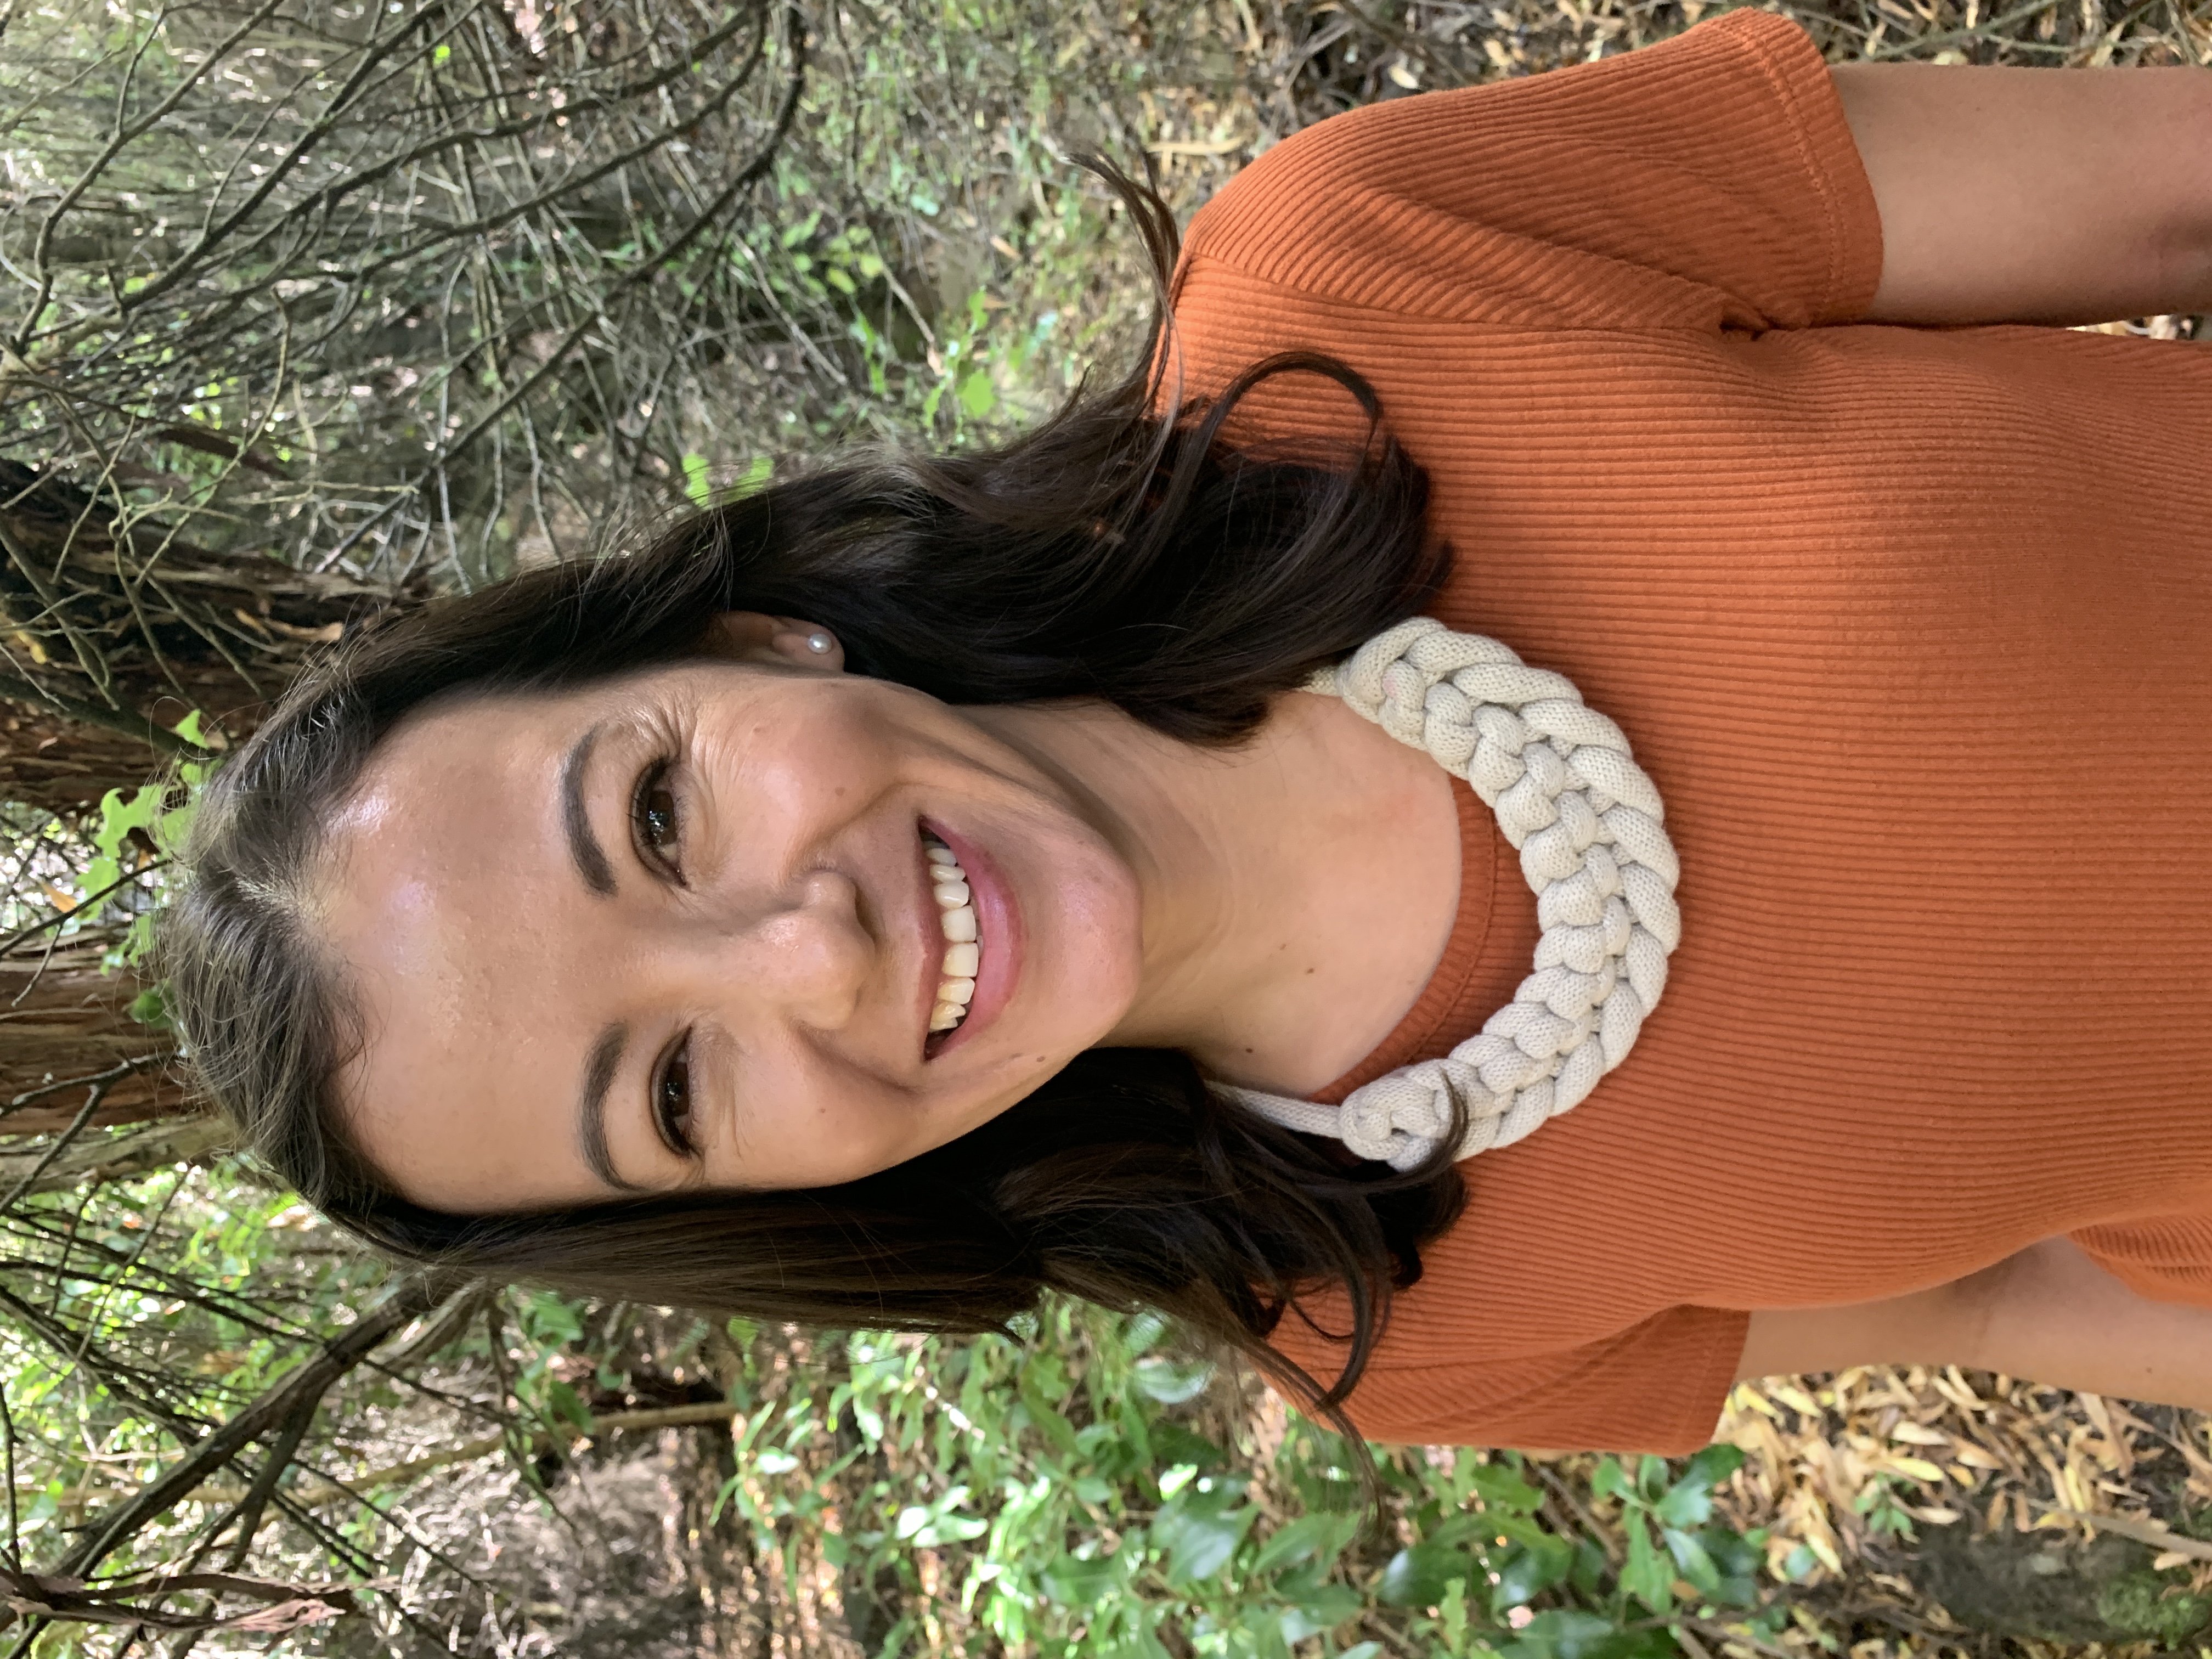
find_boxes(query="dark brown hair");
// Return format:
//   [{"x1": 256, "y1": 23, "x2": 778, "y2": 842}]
[{"x1": 161, "y1": 165, "x2": 1468, "y2": 1436}]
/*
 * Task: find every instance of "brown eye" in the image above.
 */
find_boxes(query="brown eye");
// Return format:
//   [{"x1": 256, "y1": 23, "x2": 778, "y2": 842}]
[
  {"x1": 643, "y1": 786, "x2": 677, "y2": 849},
  {"x1": 654, "y1": 1037, "x2": 695, "y2": 1157},
  {"x1": 631, "y1": 759, "x2": 682, "y2": 876}
]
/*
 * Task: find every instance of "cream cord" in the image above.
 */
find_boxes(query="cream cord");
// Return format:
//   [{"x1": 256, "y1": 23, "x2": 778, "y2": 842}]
[{"x1": 1225, "y1": 618, "x2": 1681, "y2": 1170}]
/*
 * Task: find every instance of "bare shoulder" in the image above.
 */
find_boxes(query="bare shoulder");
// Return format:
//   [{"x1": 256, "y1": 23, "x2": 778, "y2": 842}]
[
  {"x1": 1737, "y1": 1239, "x2": 2212, "y2": 1414},
  {"x1": 1828, "y1": 58, "x2": 2212, "y2": 325},
  {"x1": 1735, "y1": 1267, "x2": 1979, "y2": 1381}
]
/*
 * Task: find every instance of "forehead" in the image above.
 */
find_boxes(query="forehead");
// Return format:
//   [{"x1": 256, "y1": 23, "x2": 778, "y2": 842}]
[
  {"x1": 331, "y1": 662, "x2": 704, "y2": 877},
  {"x1": 329, "y1": 685, "x2": 583, "y2": 935},
  {"x1": 313, "y1": 682, "x2": 618, "y2": 1201}
]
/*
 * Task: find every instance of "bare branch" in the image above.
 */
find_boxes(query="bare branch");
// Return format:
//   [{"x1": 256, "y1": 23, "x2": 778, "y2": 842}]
[{"x1": 54, "y1": 1274, "x2": 460, "y2": 1581}]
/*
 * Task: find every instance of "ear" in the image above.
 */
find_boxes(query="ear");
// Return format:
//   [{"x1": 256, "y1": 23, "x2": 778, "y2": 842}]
[{"x1": 699, "y1": 611, "x2": 847, "y2": 673}]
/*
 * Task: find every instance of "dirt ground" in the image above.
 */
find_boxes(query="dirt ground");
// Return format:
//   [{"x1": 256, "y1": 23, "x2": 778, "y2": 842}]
[{"x1": 397, "y1": 1364, "x2": 2208, "y2": 1659}]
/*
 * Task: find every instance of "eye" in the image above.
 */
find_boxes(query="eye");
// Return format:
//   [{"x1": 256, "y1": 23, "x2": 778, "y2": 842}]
[
  {"x1": 652, "y1": 1034, "x2": 696, "y2": 1158},
  {"x1": 630, "y1": 756, "x2": 684, "y2": 882}
]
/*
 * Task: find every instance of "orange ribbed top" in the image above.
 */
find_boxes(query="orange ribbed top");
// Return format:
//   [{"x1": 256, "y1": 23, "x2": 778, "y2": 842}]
[{"x1": 1169, "y1": 7, "x2": 2212, "y2": 1452}]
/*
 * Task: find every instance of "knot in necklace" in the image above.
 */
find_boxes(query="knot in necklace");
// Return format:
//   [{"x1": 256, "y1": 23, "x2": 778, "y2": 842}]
[{"x1": 1226, "y1": 617, "x2": 1682, "y2": 1170}]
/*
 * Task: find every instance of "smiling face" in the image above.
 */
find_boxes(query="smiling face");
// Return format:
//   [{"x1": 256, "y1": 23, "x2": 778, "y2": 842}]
[{"x1": 315, "y1": 637, "x2": 1144, "y2": 1212}]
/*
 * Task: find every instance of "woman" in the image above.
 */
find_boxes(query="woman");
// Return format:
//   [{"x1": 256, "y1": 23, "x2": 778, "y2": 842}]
[{"x1": 166, "y1": 9, "x2": 2212, "y2": 1454}]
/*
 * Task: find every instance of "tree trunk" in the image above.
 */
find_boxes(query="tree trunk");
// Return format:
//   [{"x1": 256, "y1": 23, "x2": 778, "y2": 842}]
[
  {"x1": 0, "y1": 465, "x2": 394, "y2": 1144},
  {"x1": 0, "y1": 929, "x2": 184, "y2": 1133},
  {"x1": 0, "y1": 459, "x2": 402, "y2": 815}
]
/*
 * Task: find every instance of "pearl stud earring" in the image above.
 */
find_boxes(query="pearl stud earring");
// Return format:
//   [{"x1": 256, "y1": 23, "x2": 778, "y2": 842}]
[{"x1": 804, "y1": 630, "x2": 834, "y2": 655}]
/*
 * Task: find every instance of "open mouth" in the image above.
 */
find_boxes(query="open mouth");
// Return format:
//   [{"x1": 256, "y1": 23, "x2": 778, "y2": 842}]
[{"x1": 923, "y1": 830, "x2": 981, "y2": 1044}]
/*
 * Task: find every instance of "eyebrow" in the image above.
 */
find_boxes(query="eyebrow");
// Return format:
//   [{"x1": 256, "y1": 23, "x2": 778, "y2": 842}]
[
  {"x1": 578, "y1": 1022, "x2": 642, "y2": 1193},
  {"x1": 561, "y1": 721, "x2": 616, "y2": 897}
]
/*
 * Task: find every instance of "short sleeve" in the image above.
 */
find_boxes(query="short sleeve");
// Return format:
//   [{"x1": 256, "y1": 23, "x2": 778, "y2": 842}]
[
  {"x1": 1272, "y1": 1301, "x2": 1749, "y2": 1455},
  {"x1": 2071, "y1": 1210, "x2": 2212, "y2": 1307},
  {"x1": 1179, "y1": 8, "x2": 1882, "y2": 333}
]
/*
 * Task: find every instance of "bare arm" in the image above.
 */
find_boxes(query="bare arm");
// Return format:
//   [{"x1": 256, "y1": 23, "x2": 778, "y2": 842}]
[
  {"x1": 1739, "y1": 1237, "x2": 2212, "y2": 1409},
  {"x1": 1830, "y1": 58, "x2": 2212, "y2": 326}
]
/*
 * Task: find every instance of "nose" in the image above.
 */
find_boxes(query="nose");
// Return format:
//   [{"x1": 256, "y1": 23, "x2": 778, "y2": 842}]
[{"x1": 666, "y1": 867, "x2": 875, "y2": 1031}]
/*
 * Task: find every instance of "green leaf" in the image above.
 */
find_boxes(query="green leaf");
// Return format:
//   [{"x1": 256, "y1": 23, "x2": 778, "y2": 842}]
[
  {"x1": 916, "y1": 1513, "x2": 989, "y2": 1546},
  {"x1": 1506, "y1": 1610, "x2": 1672, "y2": 1659},
  {"x1": 1377, "y1": 1538, "x2": 1475, "y2": 1609},
  {"x1": 1491, "y1": 1534, "x2": 1573, "y2": 1612},
  {"x1": 682, "y1": 453, "x2": 770, "y2": 510},
  {"x1": 1115, "y1": 1396, "x2": 1154, "y2": 1471},
  {"x1": 1276, "y1": 1587, "x2": 1361, "y2": 1641},
  {"x1": 126, "y1": 985, "x2": 171, "y2": 1029},
  {"x1": 1467, "y1": 1462, "x2": 1544, "y2": 1514},
  {"x1": 1590, "y1": 1456, "x2": 1632, "y2": 1505},
  {"x1": 544, "y1": 1379, "x2": 593, "y2": 1432},
  {"x1": 521, "y1": 1291, "x2": 584, "y2": 1347},
  {"x1": 1661, "y1": 1526, "x2": 1719, "y2": 1593},
  {"x1": 1150, "y1": 1486, "x2": 1254, "y2": 1585},
  {"x1": 681, "y1": 452, "x2": 713, "y2": 508},
  {"x1": 956, "y1": 368, "x2": 996, "y2": 420},
  {"x1": 1133, "y1": 1355, "x2": 1212, "y2": 1404},
  {"x1": 1148, "y1": 1421, "x2": 1226, "y2": 1471},
  {"x1": 1681, "y1": 1444, "x2": 1745, "y2": 1489},
  {"x1": 1620, "y1": 1516, "x2": 1674, "y2": 1613},
  {"x1": 1652, "y1": 1475, "x2": 1716, "y2": 1531},
  {"x1": 95, "y1": 785, "x2": 165, "y2": 864},
  {"x1": 1250, "y1": 1511, "x2": 1356, "y2": 1577},
  {"x1": 1121, "y1": 1309, "x2": 1169, "y2": 1353},
  {"x1": 1168, "y1": 1510, "x2": 1249, "y2": 1583},
  {"x1": 1571, "y1": 1535, "x2": 1609, "y2": 1595},
  {"x1": 1018, "y1": 1369, "x2": 1080, "y2": 1459},
  {"x1": 1688, "y1": 1526, "x2": 1764, "y2": 1606},
  {"x1": 1040, "y1": 1551, "x2": 1119, "y2": 1606}
]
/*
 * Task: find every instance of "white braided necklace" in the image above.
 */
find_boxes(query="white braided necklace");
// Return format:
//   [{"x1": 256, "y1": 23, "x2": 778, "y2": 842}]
[{"x1": 1226, "y1": 617, "x2": 1681, "y2": 1171}]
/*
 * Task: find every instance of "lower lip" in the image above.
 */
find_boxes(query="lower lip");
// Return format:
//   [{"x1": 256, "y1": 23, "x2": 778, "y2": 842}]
[{"x1": 923, "y1": 820, "x2": 1021, "y2": 1058}]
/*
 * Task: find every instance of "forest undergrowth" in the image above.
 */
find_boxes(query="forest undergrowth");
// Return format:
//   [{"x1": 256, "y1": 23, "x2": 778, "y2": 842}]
[{"x1": 1, "y1": 0, "x2": 2209, "y2": 1654}]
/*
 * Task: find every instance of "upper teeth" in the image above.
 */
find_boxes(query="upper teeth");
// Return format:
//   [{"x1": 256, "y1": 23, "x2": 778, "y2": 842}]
[{"x1": 926, "y1": 835, "x2": 979, "y2": 1033}]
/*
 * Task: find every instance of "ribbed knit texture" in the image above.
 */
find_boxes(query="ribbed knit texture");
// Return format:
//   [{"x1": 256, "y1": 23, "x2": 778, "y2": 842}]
[{"x1": 1170, "y1": 5, "x2": 2212, "y2": 1453}]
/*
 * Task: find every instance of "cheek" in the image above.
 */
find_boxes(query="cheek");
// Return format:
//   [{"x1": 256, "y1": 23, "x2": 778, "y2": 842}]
[
  {"x1": 704, "y1": 695, "x2": 910, "y2": 833},
  {"x1": 755, "y1": 1073, "x2": 936, "y2": 1187},
  {"x1": 1026, "y1": 824, "x2": 1146, "y2": 1007}
]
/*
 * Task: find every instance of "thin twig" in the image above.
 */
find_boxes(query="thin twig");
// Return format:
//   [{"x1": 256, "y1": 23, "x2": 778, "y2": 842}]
[
  {"x1": 2, "y1": 1054, "x2": 170, "y2": 1113},
  {"x1": 2045, "y1": 1506, "x2": 2212, "y2": 1562},
  {"x1": 0, "y1": 1080, "x2": 111, "y2": 1214},
  {"x1": 54, "y1": 1275, "x2": 459, "y2": 1581},
  {"x1": 1861, "y1": 0, "x2": 2058, "y2": 57},
  {"x1": 1329, "y1": 0, "x2": 1474, "y2": 85},
  {"x1": 0, "y1": 860, "x2": 165, "y2": 961},
  {"x1": 0, "y1": 1378, "x2": 18, "y2": 1575},
  {"x1": 0, "y1": 670, "x2": 196, "y2": 757}
]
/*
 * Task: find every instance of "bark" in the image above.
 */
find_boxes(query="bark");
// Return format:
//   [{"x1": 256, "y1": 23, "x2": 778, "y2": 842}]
[
  {"x1": 0, "y1": 928, "x2": 185, "y2": 1130},
  {"x1": 0, "y1": 459, "x2": 400, "y2": 815}
]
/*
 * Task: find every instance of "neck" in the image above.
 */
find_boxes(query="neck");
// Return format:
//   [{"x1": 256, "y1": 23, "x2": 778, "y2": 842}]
[{"x1": 965, "y1": 690, "x2": 1462, "y2": 1096}]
